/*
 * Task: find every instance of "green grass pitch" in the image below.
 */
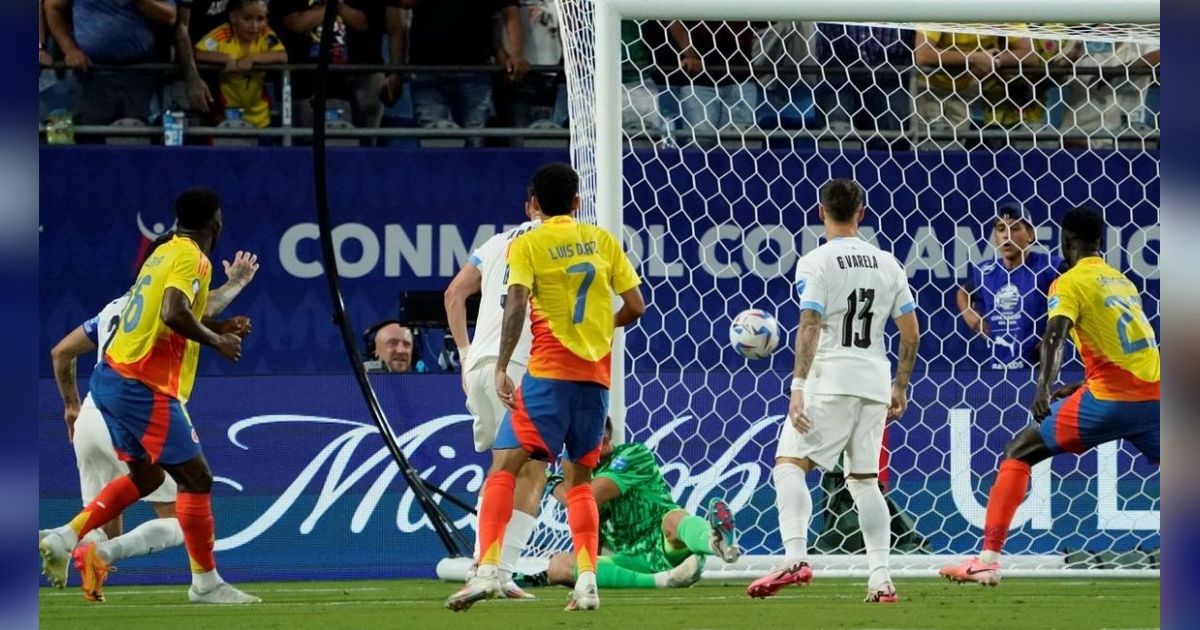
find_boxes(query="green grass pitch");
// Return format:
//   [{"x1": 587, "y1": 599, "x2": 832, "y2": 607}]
[{"x1": 40, "y1": 578, "x2": 1159, "y2": 629}]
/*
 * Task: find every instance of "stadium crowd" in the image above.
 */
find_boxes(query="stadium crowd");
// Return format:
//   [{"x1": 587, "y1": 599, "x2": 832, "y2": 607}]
[{"x1": 38, "y1": 1, "x2": 1160, "y2": 147}]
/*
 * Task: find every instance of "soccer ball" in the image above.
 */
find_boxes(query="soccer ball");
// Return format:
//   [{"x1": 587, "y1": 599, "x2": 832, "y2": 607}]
[{"x1": 729, "y1": 309, "x2": 780, "y2": 359}]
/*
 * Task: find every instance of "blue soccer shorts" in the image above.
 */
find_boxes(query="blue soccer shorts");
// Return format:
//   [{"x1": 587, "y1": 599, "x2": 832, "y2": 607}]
[
  {"x1": 1038, "y1": 385, "x2": 1159, "y2": 464},
  {"x1": 89, "y1": 362, "x2": 203, "y2": 466},
  {"x1": 493, "y1": 373, "x2": 609, "y2": 468}
]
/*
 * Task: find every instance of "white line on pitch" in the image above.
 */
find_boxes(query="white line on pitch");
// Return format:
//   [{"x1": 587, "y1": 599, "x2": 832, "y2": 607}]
[{"x1": 41, "y1": 586, "x2": 387, "y2": 597}]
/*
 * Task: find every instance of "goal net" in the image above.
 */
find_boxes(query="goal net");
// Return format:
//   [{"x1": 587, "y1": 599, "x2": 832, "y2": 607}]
[{"x1": 445, "y1": 2, "x2": 1160, "y2": 580}]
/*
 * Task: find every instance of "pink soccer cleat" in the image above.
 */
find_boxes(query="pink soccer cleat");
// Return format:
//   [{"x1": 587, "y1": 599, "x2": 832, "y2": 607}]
[
  {"x1": 746, "y1": 562, "x2": 813, "y2": 598},
  {"x1": 939, "y1": 556, "x2": 1001, "y2": 586},
  {"x1": 865, "y1": 586, "x2": 899, "y2": 603}
]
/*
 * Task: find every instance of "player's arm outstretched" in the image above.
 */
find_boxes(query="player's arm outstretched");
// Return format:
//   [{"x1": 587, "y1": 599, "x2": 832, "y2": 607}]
[
  {"x1": 204, "y1": 250, "x2": 260, "y2": 318},
  {"x1": 49, "y1": 326, "x2": 98, "y2": 442},
  {"x1": 1031, "y1": 315, "x2": 1073, "y2": 420}
]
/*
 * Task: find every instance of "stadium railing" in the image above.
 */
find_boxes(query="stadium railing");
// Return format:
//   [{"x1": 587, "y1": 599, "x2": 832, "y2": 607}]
[{"x1": 37, "y1": 61, "x2": 1160, "y2": 147}]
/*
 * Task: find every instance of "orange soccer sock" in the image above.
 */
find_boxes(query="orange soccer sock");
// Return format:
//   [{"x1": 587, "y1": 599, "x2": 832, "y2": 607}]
[
  {"x1": 476, "y1": 471, "x2": 516, "y2": 569},
  {"x1": 566, "y1": 484, "x2": 599, "y2": 575},
  {"x1": 982, "y1": 459, "x2": 1032, "y2": 554},
  {"x1": 67, "y1": 475, "x2": 141, "y2": 539},
  {"x1": 176, "y1": 492, "x2": 217, "y2": 574}
]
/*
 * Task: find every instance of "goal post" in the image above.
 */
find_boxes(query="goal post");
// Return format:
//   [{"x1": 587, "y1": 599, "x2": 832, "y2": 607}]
[{"x1": 445, "y1": 0, "x2": 1160, "y2": 581}]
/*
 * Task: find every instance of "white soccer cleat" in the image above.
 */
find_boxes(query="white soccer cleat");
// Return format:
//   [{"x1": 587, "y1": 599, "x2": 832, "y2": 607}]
[
  {"x1": 565, "y1": 582, "x2": 599, "y2": 611},
  {"x1": 39, "y1": 531, "x2": 72, "y2": 588},
  {"x1": 188, "y1": 582, "x2": 262, "y2": 604},
  {"x1": 445, "y1": 576, "x2": 501, "y2": 611},
  {"x1": 500, "y1": 579, "x2": 536, "y2": 599},
  {"x1": 665, "y1": 554, "x2": 705, "y2": 588}
]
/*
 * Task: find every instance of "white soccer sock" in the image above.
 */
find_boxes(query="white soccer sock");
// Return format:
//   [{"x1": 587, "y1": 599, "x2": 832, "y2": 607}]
[
  {"x1": 193, "y1": 568, "x2": 224, "y2": 592},
  {"x1": 472, "y1": 494, "x2": 484, "y2": 562},
  {"x1": 773, "y1": 464, "x2": 812, "y2": 563},
  {"x1": 498, "y1": 509, "x2": 537, "y2": 582},
  {"x1": 979, "y1": 550, "x2": 1001, "y2": 564},
  {"x1": 51, "y1": 525, "x2": 80, "y2": 549},
  {"x1": 847, "y1": 477, "x2": 892, "y2": 589},
  {"x1": 96, "y1": 518, "x2": 184, "y2": 564},
  {"x1": 80, "y1": 528, "x2": 108, "y2": 547},
  {"x1": 575, "y1": 569, "x2": 597, "y2": 592}
]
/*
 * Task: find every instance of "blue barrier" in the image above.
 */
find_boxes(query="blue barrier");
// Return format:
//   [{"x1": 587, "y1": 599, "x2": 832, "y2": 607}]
[{"x1": 38, "y1": 371, "x2": 1158, "y2": 584}]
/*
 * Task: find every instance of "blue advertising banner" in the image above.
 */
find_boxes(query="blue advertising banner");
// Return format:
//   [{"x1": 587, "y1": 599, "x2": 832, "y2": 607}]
[
  {"x1": 38, "y1": 371, "x2": 1158, "y2": 585},
  {"x1": 39, "y1": 147, "x2": 1158, "y2": 377}
]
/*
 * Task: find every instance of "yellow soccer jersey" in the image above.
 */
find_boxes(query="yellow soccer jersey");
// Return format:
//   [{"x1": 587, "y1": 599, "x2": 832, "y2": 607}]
[
  {"x1": 197, "y1": 25, "x2": 285, "y2": 128},
  {"x1": 105, "y1": 235, "x2": 212, "y2": 402},
  {"x1": 505, "y1": 215, "x2": 641, "y2": 387},
  {"x1": 1047, "y1": 257, "x2": 1159, "y2": 401}
]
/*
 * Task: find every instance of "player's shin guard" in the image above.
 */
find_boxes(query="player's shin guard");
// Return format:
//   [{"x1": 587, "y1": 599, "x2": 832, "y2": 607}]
[
  {"x1": 566, "y1": 484, "x2": 599, "y2": 576},
  {"x1": 846, "y1": 478, "x2": 891, "y2": 587},
  {"x1": 177, "y1": 492, "x2": 220, "y2": 589},
  {"x1": 477, "y1": 471, "x2": 516, "y2": 569},
  {"x1": 982, "y1": 459, "x2": 1032, "y2": 560},
  {"x1": 67, "y1": 476, "x2": 141, "y2": 541},
  {"x1": 773, "y1": 464, "x2": 812, "y2": 562}
]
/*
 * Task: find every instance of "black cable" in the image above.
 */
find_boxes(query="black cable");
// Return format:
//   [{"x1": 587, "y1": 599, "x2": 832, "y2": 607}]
[{"x1": 311, "y1": 0, "x2": 471, "y2": 557}]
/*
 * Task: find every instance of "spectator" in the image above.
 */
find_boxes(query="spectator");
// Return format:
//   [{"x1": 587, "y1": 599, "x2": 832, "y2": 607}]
[
  {"x1": 623, "y1": 20, "x2": 697, "y2": 137},
  {"x1": 496, "y1": 0, "x2": 564, "y2": 135},
  {"x1": 175, "y1": 0, "x2": 229, "y2": 114},
  {"x1": 276, "y1": 0, "x2": 399, "y2": 133},
  {"x1": 401, "y1": 0, "x2": 522, "y2": 147},
  {"x1": 364, "y1": 321, "x2": 418, "y2": 373},
  {"x1": 672, "y1": 21, "x2": 763, "y2": 146},
  {"x1": 1057, "y1": 39, "x2": 1159, "y2": 147},
  {"x1": 814, "y1": 24, "x2": 913, "y2": 150},
  {"x1": 44, "y1": 0, "x2": 178, "y2": 126},
  {"x1": 194, "y1": 0, "x2": 288, "y2": 128},
  {"x1": 956, "y1": 205, "x2": 1063, "y2": 369},
  {"x1": 912, "y1": 30, "x2": 1038, "y2": 145}
]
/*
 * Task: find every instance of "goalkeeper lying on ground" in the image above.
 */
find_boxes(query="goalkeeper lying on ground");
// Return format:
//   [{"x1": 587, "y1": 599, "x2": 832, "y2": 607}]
[{"x1": 528, "y1": 419, "x2": 742, "y2": 589}]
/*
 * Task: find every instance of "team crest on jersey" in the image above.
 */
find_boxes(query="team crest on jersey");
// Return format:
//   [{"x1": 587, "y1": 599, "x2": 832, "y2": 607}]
[{"x1": 610, "y1": 457, "x2": 627, "y2": 471}]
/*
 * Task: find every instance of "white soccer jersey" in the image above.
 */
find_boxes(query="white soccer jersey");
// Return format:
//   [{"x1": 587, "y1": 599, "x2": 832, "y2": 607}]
[
  {"x1": 465, "y1": 220, "x2": 540, "y2": 372},
  {"x1": 79, "y1": 294, "x2": 128, "y2": 406},
  {"x1": 793, "y1": 236, "x2": 916, "y2": 403}
]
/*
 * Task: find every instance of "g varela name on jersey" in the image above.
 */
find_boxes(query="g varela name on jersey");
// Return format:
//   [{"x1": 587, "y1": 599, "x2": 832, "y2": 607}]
[{"x1": 837, "y1": 254, "x2": 879, "y2": 270}]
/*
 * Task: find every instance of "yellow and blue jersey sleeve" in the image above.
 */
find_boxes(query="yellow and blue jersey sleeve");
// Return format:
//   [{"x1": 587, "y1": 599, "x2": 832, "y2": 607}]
[
  {"x1": 1047, "y1": 259, "x2": 1158, "y2": 401},
  {"x1": 506, "y1": 233, "x2": 536, "y2": 290},
  {"x1": 606, "y1": 231, "x2": 640, "y2": 295},
  {"x1": 1046, "y1": 276, "x2": 1081, "y2": 323}
]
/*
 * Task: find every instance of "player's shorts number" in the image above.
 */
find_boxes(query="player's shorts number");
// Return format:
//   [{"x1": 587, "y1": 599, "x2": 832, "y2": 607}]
[
  {"x1": 1104, "y1": 295, "x2": 1154, "y2": 354},
  {"x1": 121, "y1": 276, "x2": 152, "y2": 333},
  {"x1": 567, "y1": 262, "x2": 596, "y2": 324}
]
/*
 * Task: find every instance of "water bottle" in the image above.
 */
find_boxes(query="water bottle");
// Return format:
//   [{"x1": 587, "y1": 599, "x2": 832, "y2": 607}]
[
  {"x1": 45, "y1": 109, "x2": 75, "y2": 145},
  {"x1": 163, "y1": 110, "x2": 185, "y2": 146},
  {"x1": 225, "y1": 107, "x2": 244, "y2": 123}
]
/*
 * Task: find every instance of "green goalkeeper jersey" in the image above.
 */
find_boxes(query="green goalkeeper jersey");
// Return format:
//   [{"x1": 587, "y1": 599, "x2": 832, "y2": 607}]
[{"x1": 594, "y1": 442, "x2": 682, "y2": 556}]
